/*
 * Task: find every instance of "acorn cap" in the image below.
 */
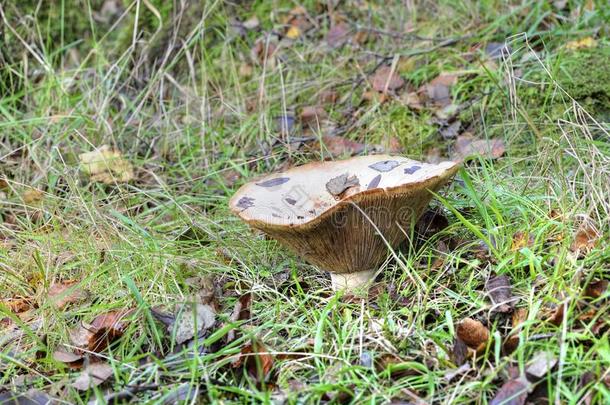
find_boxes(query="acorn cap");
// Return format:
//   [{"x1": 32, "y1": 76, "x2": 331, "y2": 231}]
[{"x1": 229, "y1": 155, "x2": 459, "y2": 290}]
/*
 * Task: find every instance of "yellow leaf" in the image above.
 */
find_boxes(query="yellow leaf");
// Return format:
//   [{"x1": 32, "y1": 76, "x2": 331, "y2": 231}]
[
  {"x1": 565, "y1": 37, "x2": 597, "y2": 50},
  {"x1": 286, "y1": 25, "x2": 301, "y2": 40},
  {"x1": 79, "y1": 145, "x2": 134, "y2": 184}
]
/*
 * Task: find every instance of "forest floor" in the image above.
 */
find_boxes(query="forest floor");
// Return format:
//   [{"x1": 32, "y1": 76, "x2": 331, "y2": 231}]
[{"x1": 1, "y1": 1, "x2": 609, "y2": 403}]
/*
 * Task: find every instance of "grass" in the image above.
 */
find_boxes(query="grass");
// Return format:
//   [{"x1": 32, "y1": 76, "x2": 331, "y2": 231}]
[{"x1": 1, "y1": 0, "x2": 609, "y2": 403}]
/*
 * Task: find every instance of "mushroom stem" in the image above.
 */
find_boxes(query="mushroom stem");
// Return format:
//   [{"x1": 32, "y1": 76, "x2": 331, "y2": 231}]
[{"x1": 329, "y1": 269, "x2": 376, "y2": 291}]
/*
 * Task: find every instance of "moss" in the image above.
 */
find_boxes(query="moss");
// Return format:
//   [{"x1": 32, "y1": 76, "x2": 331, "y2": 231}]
[{"x1": 557, "y1": 47, "x2": 610, "y2": 116}]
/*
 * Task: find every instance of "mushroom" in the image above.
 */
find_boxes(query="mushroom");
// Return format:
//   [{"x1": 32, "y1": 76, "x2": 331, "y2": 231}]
[{"x1": 229, "y1": 155, "x2": 459, "y2": 291}]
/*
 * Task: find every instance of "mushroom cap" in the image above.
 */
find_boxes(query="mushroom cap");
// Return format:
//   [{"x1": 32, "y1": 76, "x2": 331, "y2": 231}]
[{"x1": 229, "y1": 155, "x2": 459, "y2": 275}]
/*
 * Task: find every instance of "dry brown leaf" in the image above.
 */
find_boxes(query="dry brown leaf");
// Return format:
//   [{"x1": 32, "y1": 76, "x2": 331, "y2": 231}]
[
  {"x1": 565, "y1": 36, "x2": 597, "y2": 50},
  {"x1": 70, "y1": 310, "x2": 131, "y2": 353},
  {"x1": 251, "y1": 37, "x2": 277, "y2": 65},
  {"x1": 454, "y1": 134, "x2": 505, "y2": 159},
  {"x1": 503, "y1": 307, "x2": 528, "y2": 354},
  {"x1": 232, "y1": 339, "x2": 274, "y2": 383},
  {"x1": 171, "y1": 303, "x2": 216, "y2": 344},
  {"x1": 22, "y1": 189, "x2": 44, "y2": 204},
  {"x1": 227, "y1": 293, "x2": 252, "y2": 342},
  {"x1": 308, "y1": 135, "x2": 366, "y2": 157},
  {"x1": 456, "y1": 318, "x2": 489, "y2": 350},
  {"x1": 583, "y1": 279, "x2": 608, "y2": 299},
  {"x1": 318, "y1": 89, "x2": 339, "y2": 105},
  {"x1": 79, "y1": 145, "x2": 134, "y2": 184},
  {"x1": 490, "y1": 376, "x2": 531, "y2": 405},
  {"x1": 451, "y1": 337, "x2": 469, "y2": 365},
  {"x1": 53, "y1": 349, "x2": 84, "y2": 368},
  {"x1": 326, "y1": 23, "x2": 350, "y2": 48},
  {"x1": 300, "y1": 106, "x2": 327, "y2": 128},
  {"x1": 511, "y1": 231, "x2": 535, "y2": 251},
  {"x1": 72, "y1": 362, "x2": 114, "y2": 391},
  {"x1": 401, "y1": 92, "x2": 424, "y2": 110},
  {"x1": 47, "y1": 280, "x2": 87, "y2": 310},
  {"x1": 371, "y1": 66, "x2": 405, "y2": 93},
  {"x1": 486, "y1": 274, "x2": 515, "y2": 313},
  {"x1": 570, "y1": 221, "x2": 599, "y2": 256},
  {"x1": 1, "y1": 297, "x2": 32, "y2": 313}
]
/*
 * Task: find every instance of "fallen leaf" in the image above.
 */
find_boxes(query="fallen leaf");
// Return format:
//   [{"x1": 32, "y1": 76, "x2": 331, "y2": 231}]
[
  {"x1": 439, "y1": 121, "x2": 461, "y2": 140},
  {"x1": 242, "y1": 16, "x2": 260, "y2": 30},
  {"x1": 490, "y1": 376, "x2": 531, "y2": 405},
  {"x1": 72, "y1": 362, "x2": 114, "y2": 391},
  {"x1": 227, "y1": 293, "x2": 252, "y2": 342},
  {"x1": 503, "y1": 307, "x2": 528, "y2": 354},
  {"x1": 511, "y1": 231, "x2": 535, "y2": 251},
  {"x1": 583, "y1": 279, "x2": 608, "y2": 299},
  {"x1": 0, "y1": 389, "x2": 57, "y2": 404},
  {"x1": 371, "y1": 66, "x2": 405, "y2": 93},
  {"x1": 485, "y1": 42, "x2": 511, "y2": 60},
  {"x1": 79, "y1": 145, "x2": 134, "y2": 184},
  {"x1": 300, "y1": 106, "x2": 327, "y2": 128},
  {"x1": 70, "y1": 310, "x2": 131, "y2": 353},
  {"x1": 526, "y1": 351, "x2": 557, "y2": 380},
  {"x1": 47, "y1": 280, "x2": 87, "y2": 310},
  {"x1": 326, "y1": 173, "x2": 360, "y2": 198},
  {"x1": 232, "y1": 339, "x2": 274, "y2": 383},
  {"x1": 1, "y1": 297, "x2": 32, "y2": 314},
  {"x1": 326, "y1": 23, "x2": 350, "y2": 48},
  {"x1": 565, "y1": 37, "x2": 597, "y2": 50},
  {"x1": 274, "y1": 115, "x2": 295, "y2": 136},
  {"x1": 251, "y1": 37, "x2": 277, "y2": 65},
  {"x1": 421, "y1": 72, "x2": 458, "y2": 107},
  {"x1": 570, "y1": 220, "x2": 599, "y2": 256},
  {"x1": 453, "y1": 134, "x2": 505, "y2": 159},
  {"x1": 53, "y1": 349, "x2": 84, "y2": 368},
  {"x1": 308, "y1": 135, "x2": 366, "y2": 157},
  {"x1": 170, "y1": 303, "x2": 216, "y2": 344},
  {"x1": 285, "y1": 25, "x2": 301, "y2": 39},
  {"x1": 486, "y1": 274, "x2": 515, "y2": 313},
  {"x1": 22, "y1": 189, "x2": 44, "y2": 204},
  {"x1": 401, "y1": 91, "x2": 424, "y2": 110},
  {"x1": 451, "y1": 337, "x2": 469, "y2": 366},
  {"x1": 318, "y1": 89, "x2": 339, "y2": 104},
  {"x1": 456, "y1": 318, "x2": 489, "y2": 350}
]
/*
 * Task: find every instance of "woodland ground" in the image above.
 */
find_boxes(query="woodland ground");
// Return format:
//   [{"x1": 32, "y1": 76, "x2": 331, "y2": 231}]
[{"x1": 1, "y1": 1, "x2": 609, "y2": 404}]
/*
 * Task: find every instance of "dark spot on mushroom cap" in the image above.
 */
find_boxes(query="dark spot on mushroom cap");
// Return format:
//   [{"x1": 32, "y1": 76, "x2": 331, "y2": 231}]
[
  {"x1": 404, "y1": 165, "x2": 422, "y2": 175},
  {"x1": 236, "y1": 196, "x2": 255, "y2": 209},
  {"x1": 285, "y1": 197, "x2": 297, "y2": 205},
  {"x1": 367, "y1": 174, "x2": 382, "y2": 190},
  {"x1": 369, "y1": 160, "x2": 399, "y2": 172},
  {"x1": 256, "y1": 177, "x2": 290, "y2": 187}
]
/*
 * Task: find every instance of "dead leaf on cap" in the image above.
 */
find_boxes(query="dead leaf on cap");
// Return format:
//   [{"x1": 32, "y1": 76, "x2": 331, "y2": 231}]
[
  {"x1": 570, "y1": 221, "x2": 599, "y2": 256},
  {"x1": 371, "y1": 66, "x2": 405, "y2": 92},
  {"x1": 72, "y1": 362, "x2": 114, "y2": 391},
  {"x1": 486, "y1": 274, "x2": 515, "y2": 313},
  {"x1": 326, "y1": 173, "x2": 360, "y2": 197},
  {"x1": 456, "y1": 318, "x2": 489, "y2": 350},
  {"x1": 453, "y1": 134, "x2": 505, "y2": 159},
  {"x1": 79, "y1": 145, "x2": 134, "y2": 184},
  {"x1": 326, "y1": 23, "x2": 350, "y2": 48},
  {"x1": 47, "y1": 280, "x2": 87, "y2": 310},
  {"x1": 490, "y1": 376, "x2": 531, "y2": 405}
]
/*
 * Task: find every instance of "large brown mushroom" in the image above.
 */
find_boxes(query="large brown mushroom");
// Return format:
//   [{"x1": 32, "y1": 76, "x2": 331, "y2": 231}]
[{"x1": 229, "y1": 155, "x2": 459, "y2": 290}]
